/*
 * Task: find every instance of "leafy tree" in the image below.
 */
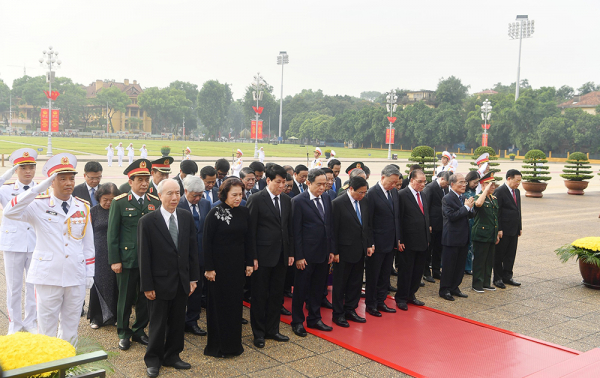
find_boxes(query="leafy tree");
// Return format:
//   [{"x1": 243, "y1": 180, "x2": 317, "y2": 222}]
[
  {"x1": 95, "y1": 86, "x2": 131, "y2": 133},
  {"x1": 0, "y1": 80, "x2": 10, "y2": 126},
  {"x1": 556, "y1": 85, "x2": 575, "y2": 102},
  {"x1": 435, "y1": 76, "x2": 470, "y2": 105},
  {"x1": 533, "y1": 116, "x2": 569, "y2": 151},
  {"x1": 197, "y1": 80, "x2": 232, "y2": 139},
  {"x1": 577, "y1": 82, "x2": 599, "y2": 95},
  {"x1": 242, "y1": 81, "x2": 278, "y2": 135},
  {"x1": 11, "y1": 75, "x2": 47, "y2": 128},
  {"x1": 169, "y1": 81, "x2": 199, "y2": 134},
  {"x1": 139, "y1": 87, "x2": 191, "y2": 134},
  {"x1": 360, "y1": 91, "x2": 382, "y2": 102},
  {"x1": 226, "y1": 100, "x2": 245, "y2": 137},
  {"x1": 53, "y1": 77, "x2": 88, "y2": 129}
]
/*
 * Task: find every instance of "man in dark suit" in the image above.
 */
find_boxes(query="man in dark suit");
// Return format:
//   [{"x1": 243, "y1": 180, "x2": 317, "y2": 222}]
[
  {"x1": 174, "y1": 160, "x2": 198, "y2": 196},
  {"x1": 322, "y1": 167, "x2": 337, "y2": 201},
  {"x1": 249, "y1": 161, "x2": 267, "y2": 190},
  {"x1": 139, "y1": 179, "x2": 200, "y2": 377},
  {"x1": 365, "y1": 165, "x2": 401, "y2": 317},
  {"x1": 290, "y1": 164, "x2": 308, "y2": 198},
  {"x1": 248, "y1": 164, "x2": 294, "y2": 348},
  {"x1": 331, "y1": 176, "x2": 373, "y2": 327},
  {"x1": 290, "y1": 169, "x2": 335, "y2": 336},
  {"x1": 493, "y1": 169, "x2": 523, "y2": 289},
  {"x1": 214, "y1": 158, "x2": 230, "y2": 189},
  {"x1": 177, "y1": 176, "x2": 210, "y2": 337},
  {"x1": 327, "y1": 159, "x2": 342, "y2": 194},
  {"x1": 395, "y1": 169, "x2": 430, "y2": 311},
  {"x1": 422, "y1": 171, "x2": 451, "y2": 281},
  {"x1": 439, "y1": 173, "x2": 475, "y2": 301},
  {"x1": 72, "y1": 161, "x2": 102, "y2": 206},
  {"x1": 200, "y1": 166, "x2": 219, "y2": 204},
  {"x1": 240, "y1": 168, "x2": 259, "y2": 200}
]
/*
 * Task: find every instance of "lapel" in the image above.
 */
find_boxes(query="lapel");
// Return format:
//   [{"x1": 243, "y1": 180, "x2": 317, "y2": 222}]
[
  {"x1": 375, "y1": 185, "x2": 393, "y2": 211},
  {"x1": 154, "y1": 210, "x2": 177, "y2": 250},
  {"x1": 263, "y1": 190, "x2": 281, "y2": 222},
  {"x1": 343, "y1": 193, "x2": 362, "y2": 226},
  {"x1": 404, "y1": 188, "x2": 421, "y2": 213},
  {"x1": 128, "y1": 192, "x2": 142, "y2": 210},
  {"x1": 305, "y1": 192, "x2": 324, "y2": 223}
]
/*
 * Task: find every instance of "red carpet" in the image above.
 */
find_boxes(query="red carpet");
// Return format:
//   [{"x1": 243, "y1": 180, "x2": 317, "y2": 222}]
[{"x1": 247, "y1": 291, "x2": 595, "y2": 378}]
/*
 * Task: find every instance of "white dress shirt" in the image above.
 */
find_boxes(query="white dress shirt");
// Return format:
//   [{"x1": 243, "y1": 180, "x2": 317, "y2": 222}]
[
  {"x1": 160, "y1": 206, "x2": 178, "y2": 231},
  {"x1": 265, "y1": 187, "x2": 281, "y2": 216}
]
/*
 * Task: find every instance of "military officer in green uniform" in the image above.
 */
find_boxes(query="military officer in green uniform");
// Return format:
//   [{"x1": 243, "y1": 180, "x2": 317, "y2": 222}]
[
  {"x1": 108, "y1": 159, "x2": 162, "y2": 351},
  {"x1": 471, "y1": 172, "x2": 499, "y2": 293},
  {"x1": 119, "y1": 156, "x2": 173, "y2": 194}
]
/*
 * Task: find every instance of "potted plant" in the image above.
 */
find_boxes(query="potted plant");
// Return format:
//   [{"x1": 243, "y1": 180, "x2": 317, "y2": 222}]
[
  {"x1": 521, "y1": 149, "x2": 552, "y2": 198},
  {"x1": 560, "y1": 152, "x2": 593, "y2": 195},
  {"x1": 509, "y1": 153, "x2": 516, "y2": 161},
  {"x1": 324, "y1": 149, "x2": 331, "y2": 159},
  {"x1": 160, "y1": 145, "x2": 171, "y2": 156},
  {"x1": 556, "y1": 237, "x2": 600, "y2": 289},
  {"x1": 407, "y1": 146, "x2": 437, "y2": 182}
]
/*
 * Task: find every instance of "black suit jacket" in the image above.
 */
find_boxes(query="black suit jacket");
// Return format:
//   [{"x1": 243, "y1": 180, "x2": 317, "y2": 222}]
[
  {"x1": 333, "y1": 176, "x2": 342, "y2": 194},
  {"x1": 422, "y1": 180, "x2": 445, "y2": 232},
  {"x1": 247, "y1": 189, "x2": 294, "y2": 267},
  {"x1": 174, "y1": 174, "x2": 185, "y2": 196},
  {"x1": 494, "y1": 184, "x2": 522, "y2": 236},
  {"x1": 398, "y1": 187, "x2": 430, "y2": 251},
  {"x1": 243, "y1": 188, "x2": 259, "y2": 201},
  {"x1": 290, "y1": 180, "x2": 307, "y2": 198},
  {"x1": 138, "y1": 208, "x2": 200, "y2": 300},
  {"x1": 254, "y1": 178, "x2": 267, "y2": 191},
  {"x1": 332, "y1": 192, "x2": 373, "y2": 264},
  {"x1": 292, "y1": 191, "x2": 335, "y2": 263},
  {"x1": 177, "y1": 197, "x2": 211, "y2": 266},
  {"x1": 367, "y1": 184, "x2": 401, "y2": 254},
  {"x1": 441, "y1": 190, "x2": 472, "y2": 247},
  {"x1": 73, "y1": 183, "x2": 93, "y2": 203}
]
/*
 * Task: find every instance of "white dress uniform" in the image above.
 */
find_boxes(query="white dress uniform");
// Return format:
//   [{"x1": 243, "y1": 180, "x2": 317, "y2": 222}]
[
  {"x1": 258, "y1": 148, "x2": 265, "y2": 163},
  {"x1": 0, "y1": 148, "x2": 38, "y2": 334},
  {"x1": 3, "y1": 153, "x2": 95, "y2": 344},
  {"x1": 310, "y1": 148, "x2": 323, "y2": 169},
  {"x1": 232, "y1": 149, "x2": 244, "y2": 177},
  {"x1": 450, "y1": 156, "x2": 459, "y2": 172},
  {"x1": 117, "y1": 144, "x2": 125, "y2": 167},
  {"x1": 184, "y1": 147, "x2": 192, "y2": 160},
  {"x1": 126, "y1": 144, "x2": 135, "y2": 164},
  {"x1": 105, "y1": 145, "x2": 114, "y2": 167},
  {"x1": 140, "y1": 146, "x2": 148, "y2": 159}
]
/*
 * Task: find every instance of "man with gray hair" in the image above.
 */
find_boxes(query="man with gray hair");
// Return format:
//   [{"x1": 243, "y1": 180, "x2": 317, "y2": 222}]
[
  {"x1": 177, "y1": 176, "x2": 211, "y2": 337},
  {"x1": 337, "y1": 168, "x2": 366, "y2": 196}
]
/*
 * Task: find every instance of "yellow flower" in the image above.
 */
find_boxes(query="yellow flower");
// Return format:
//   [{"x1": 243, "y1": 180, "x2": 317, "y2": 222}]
[
  {"x1": 0, "y1": 333, "x2": 76, "y2": 377},
  {"x1": 572, "y1": 237, "x2": 600, "y2": 252}
]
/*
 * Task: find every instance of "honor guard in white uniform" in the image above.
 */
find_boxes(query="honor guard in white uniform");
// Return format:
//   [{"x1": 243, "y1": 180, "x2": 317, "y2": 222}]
[
  {"x1": 435, "y1": 151, "x2": 454, "y2": 177},
  {"x1": 116, "y1": 143, "x2": 125, "y2": 167},
  {"x1": 310, "y1": 147, "x2": 323, "y2": 169},
  {"x1": 475, "y1": 153, "x2": 490, "y2": 194},
  {"x1": 140, "y1": 144, "x2": 148, "y2": 159},
  {"x1": 327, "y1": 149, "x2": 336, "y2": 165},
  {"x1": 106, "y1": 143, "x2": 114, "y2": 167},
  {"x1": 450, "y1": 153, "x2": 459, "y2": 172},
  {"x1": 0, "y1": 148, "x2": 39, "y2": 334},
  {"x1": 184, "y1": 146, "x2": 192, "y2": 160},
  {"x1": 3, "y1": 153, "x2": 94, "y2": 344},
  {"x1": 126, "y1": 143, "x2": 135, "y2": 164},
  {"x1": 232, "y1": 149, "x2": 243, "y2": 177},
  {"x1": 258, "y1": 146, "x2": 265, "y2": 163}
]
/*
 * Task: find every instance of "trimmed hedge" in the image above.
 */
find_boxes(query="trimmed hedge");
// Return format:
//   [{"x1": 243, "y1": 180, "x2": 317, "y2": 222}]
[
  {"x1": 407, "y1": 146, "x2": 436, "y2": 182},
  {"x1": 560, "y1": 152, "x2": 593, "y2": 181},
  {"x1": 522, "y1": 149, "x2": 551, "y2": 182}
]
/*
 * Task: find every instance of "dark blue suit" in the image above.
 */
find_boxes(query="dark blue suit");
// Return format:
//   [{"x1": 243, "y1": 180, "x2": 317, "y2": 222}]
[
  {"x1": 204, "y1": 187, "x2": 219, "y2": 204},
  {"x1": 440, "y1": 189, "x2": 472, "y2": 296},
  {"x1": 178, "y1": 197, "x2": 211, "y2": 327},
  {"x1": 291, "y1": 190, "x2": 335, "y2": 326}
]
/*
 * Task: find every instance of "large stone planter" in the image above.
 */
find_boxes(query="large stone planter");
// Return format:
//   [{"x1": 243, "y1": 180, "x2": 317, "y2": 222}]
[
  {"x1": 564, "y1": 180, "x2": 589, "y2": 195},
  {"x1": 522, "y1": 181, "x2": 548, "y2": 198},
  {"x1": 579, "y1": 259, "x2": 600, "y2": 289}
]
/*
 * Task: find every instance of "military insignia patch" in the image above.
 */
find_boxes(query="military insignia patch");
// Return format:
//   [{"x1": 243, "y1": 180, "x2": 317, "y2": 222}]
[
  {"x1": 46, "y1": 210, "x2": 57, "y2": 216},
  {"x1": 140, "y1": 161, "x2": 147, "y2": 168},
  {"x1": 148, "y1": 204, "x2": 155, "y2": 211}
]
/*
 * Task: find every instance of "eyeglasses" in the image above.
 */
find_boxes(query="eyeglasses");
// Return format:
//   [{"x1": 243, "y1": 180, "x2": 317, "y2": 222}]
[{"x1": 356, "y1": 191, "x2": 368, "y2": 195}]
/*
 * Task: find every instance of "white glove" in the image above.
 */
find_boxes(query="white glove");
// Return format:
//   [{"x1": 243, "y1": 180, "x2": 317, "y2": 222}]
[
  {"x1": 86, "y1": 277, "x2": 94, "y2": 289},
  {"x1": 33, "y1": 173, "x2": 57, "y2": 194},
  {"x1": 0, "y1": 165, "x2": 18, "y2": 182}
]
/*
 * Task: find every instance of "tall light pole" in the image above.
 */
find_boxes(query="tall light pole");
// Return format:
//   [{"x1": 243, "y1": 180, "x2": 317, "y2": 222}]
[
  {"x1": 277, "y1": 51, "x2": 289, "y2": 143},
  {"x1": 386, "y1": 90, "x2": 398, "y2": 160},
  {"x1": 508, "y1": 15, "x2": 534, "y2": 101},
  {"x1": 39, "y1": 46, "x2": 61, "y2": 156},
  {"x1": 481, "y1": 98, "x2": 492, "y2": 146},
  {"x1": 251, "y1": 72, "x2": 264, "y2": 158}
]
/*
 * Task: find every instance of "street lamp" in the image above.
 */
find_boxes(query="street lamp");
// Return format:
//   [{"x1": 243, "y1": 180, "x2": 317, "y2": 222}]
[
  {"x1": 251, "y1": 72, "x2": 265, "y2": 158},
  {"x1": 277, "y1": 51, "x2": 289, "y2": 143},
  {"x1": 508, "y1": 15, "x2": 534, "y2": 101},
  {"x1": 481, "y1": 99, "x2": 492, "y2": 146},
  {"x1": 39, "y1": 46, "x2": 61, "y2": 156},
  {"x1": 385, "y1": 90, "x2": 398, "y2": 160}
]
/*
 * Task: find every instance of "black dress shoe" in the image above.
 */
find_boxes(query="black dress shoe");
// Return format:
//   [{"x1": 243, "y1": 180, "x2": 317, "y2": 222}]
[
  {"x1": 409, "y1": 298, "x2": 425, "y2": 306},
  {"x1": 464, "y1": 270, "x2": 473, "y2": 275},
  {"x1": 494, "y1": 280, "x2": 506, "y2": 289},
  {"x1": 185, "y1": 324, "x2": 207, "y2": 336},
  {"x1": 377, "y1": 303, "x2": 396, "y2": 313},
  {"x1": 283, "y1": 290, "x2": 293, "y2": 298},
  {"x1": 133, "y1": 335, "x2": 149, "y2": 345},
  {"x1": 451, "y1": 290, "x2": 468, "y2": 298},
  {"x1": 391, "y1": 268, "x2": 398, "y2": 276},
  {"x1": 321, "y1": 298, "x2": 333, "y2": 309},
  {"x1": 280, "y1": 306, "x2": 292, "y2": 316},
  {"x1": 388, "y1": 285, "x2": 397, "y2": 292},
  {"x1": 292, "y1": 323, "x2": 307, "y2": 337},
  {"x1": 164, "y1": 360, "x2": 191, "y2": 370},
  {"x1": 432, "y1": 271, "x2": 442, "y2": 279},
  {"x1": 118, "y1": 338, "x2": 131, "y2": 350},
  {"x1": 419, "y1": 281, "x2": 425, "y2": 287},
  {"x1": 307, "y1": 320, "x2": 333, "y2": 331},
  {"x1": 440, "y1": 293, "x2": 455, "y2": 301},
  {"x1": 147, "y1": 367, "x2": 159, "y2": 377},
  {"x1": 503, "y1": 279, "x2": 521, "y2": 286},
  {"x1": 366, "y1": 307, "x2": 382, "y2": 317},
  {"x1": 396, "y1": 302, "x2": 408, "y2": 311},
  {"x1": 345, "y1": 310, "x2": 366, "y2": 323},
  {"x1": 253, "y1": 337, "x2": 265, "y2": 348},
  {"x1": 423, "y1": 275, "x2": 435, "y2": 283},
  {"x1": 241, "y1": 318, "x2": 248, "y2": 324},
  {"x1": 333, "y1": 316, "x2": 349, "y2": 328},
  {"x1": 265, "y1": 333, "x2": 289, "y2": 342}
]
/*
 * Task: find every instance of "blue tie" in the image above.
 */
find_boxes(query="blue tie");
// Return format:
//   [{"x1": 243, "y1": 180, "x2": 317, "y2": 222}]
[
  {"x1": 90, "y1": 187, "x2": 98, "y2": 207},
  {"x1": 314, "y1": 198, "x2": 325, "y2": 221},
  {"x1": 332, "y1": 182, "x2": 336, "y2": 192},
  {"x1": 299, "y1": 184, "x2": 304, "y2": 193},
  {"x1": 354, "y1": 200, "x2": 362, "y2": 225},
  {"x1": 192, "y1": 204, "x2": 200, "y2": 230},
  {"x1": 205, "y1": 190, "x2": 212, "y2": 203}
]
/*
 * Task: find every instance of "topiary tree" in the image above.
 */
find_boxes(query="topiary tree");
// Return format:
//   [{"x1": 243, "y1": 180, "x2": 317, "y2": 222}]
[
  {"x1": 407, "y1": 146, "x2": 436, "y2": 182},
  {"x1": 522, "y1": 149, "x2": 552, "y2": 182},
  {"x1": 470, "y1": 146, "x2": 501, "y2": 181},
  {"x1": 560, "y1": 152, "x2": 594, "y2": 181},
  {"x1": 160, "y1": 145, "x2": 171, "y2": 156}
]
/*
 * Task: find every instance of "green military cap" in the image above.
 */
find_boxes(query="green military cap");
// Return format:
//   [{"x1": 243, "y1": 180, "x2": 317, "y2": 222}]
[
  {"x1": 124, "y1": 159, "x2": 152, "y2": 178},
  {"x1": 150, "y1": 156, "x2": 174, "y2": 173},
  {"x1": 345, "y1": 161, "x2": 365, "y2": 174}
]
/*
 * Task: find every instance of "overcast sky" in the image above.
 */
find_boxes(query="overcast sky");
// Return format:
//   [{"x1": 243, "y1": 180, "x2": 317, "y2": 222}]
[{"x1": 1, "y1": 0, "x2": 598, "y2": 100}]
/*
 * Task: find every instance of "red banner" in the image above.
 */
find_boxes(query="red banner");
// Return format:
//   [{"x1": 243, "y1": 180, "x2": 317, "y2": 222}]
[
  {"x1": 252, "y1": 106, "x2": 264, "y2": 115},
  {"x1": 251, "y1": 120, "x2": 263, "y2": 139},
  {"x1": 386, "y1": 128, "x2": 395, "y2": 144},
  {"x1": 482, "y1": 133, "x2": 488, "y2": 146},
  {"x1": 481, "y1": 123, "x2": 490, "y2": 130},
  {"x1": 40, "y1": 108, "x2": 49, "y2": 131},
  {"x1": 51, "y1": 109, "x2": 60, "y2": 132},
  {"x1": 44, "y1": 90, "x2": 60, "y2": 101},
  {"x1": 387, "y1": 116, "x2": 397, "y2": 123}
]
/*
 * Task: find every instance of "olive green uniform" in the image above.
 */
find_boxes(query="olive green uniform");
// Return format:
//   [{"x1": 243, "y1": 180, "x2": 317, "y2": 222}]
[
  {"x1": 107, "y1": 191, "x2": 161, "y2": 340},
  {"x1": 471, "y1": 194, "x2": 499, "y2": 290}
]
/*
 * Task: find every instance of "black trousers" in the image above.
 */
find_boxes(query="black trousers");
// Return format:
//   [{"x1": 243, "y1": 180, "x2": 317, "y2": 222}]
[
  {"x1": 291, "y1": 261, "x2": 329, "y2": 326},
  {"x1": 332, "y1": 256, "x2": 365, "y2": 318},
  {"x1": 250, "y1": 259, "x2": 286, "y2": 338},
  {"x1": 365, "y1": 252, "x2": 394, "y2": 309},
  {"x1": 185, "y1": 265, "x2": 204, "y2": 327},
  {"x1": 424, "y1": 230, "x2": 443, "y2": 276},
  {"x1": 396, "y1": 249, "x2": 427, "y2": 303},
  {"x1": 439, "y1": 245, "x2": 469, "y2": 295},
  {"x1": 494, "y1": 234, "x2": 519, "y2": 282},
  {"x1": 145, "y1": 284, "x2": 187, "y2": 368}
]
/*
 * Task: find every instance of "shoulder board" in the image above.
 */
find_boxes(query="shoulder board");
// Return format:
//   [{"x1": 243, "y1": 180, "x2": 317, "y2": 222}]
[
  {"x1": 491, "y1": 195, "x2": 497, "y2": 199},
  {"x1": 35, "y1": 194, "x2": 50, "y2": 199},
  {"x1": 114, "y1": 193, "x2": 128, "y2": 201},
  {"x1": 341, "y1": 184, "x2": 349, "y2": 190},
  {"x1": 147, "y1": 193, "x2": 159, "y2": 201},
  {"x1": 3, "y1": 182, "x2": 14, "y2": 186},
  {"x1": 74, "y1": 196, "x2": 90, "y2": 205}
]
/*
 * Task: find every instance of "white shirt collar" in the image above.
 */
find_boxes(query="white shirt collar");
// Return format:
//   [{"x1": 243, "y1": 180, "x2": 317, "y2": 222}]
[
  {"x1": 160, "y1": 205, "x2": 177, "y2": 228},
  {"x1": 377, "y1": 181, "x2": 387, "y2": 193},
  {"x1": 308, "y1": 190, "x2": 320, "y2": 201},
  {"x1": 53, "y1": 195, "x2": 72, "y2": 208},
  {"x1": 131, "y1": 191, "x2": 144, "y2": 201},
  {"x1": 85, "y1": 182, "x2": 98, "y2": 191},
  {"x1": 450, "y1": 188, "x2": 462, "y2": 199},
  {"x1": 265, "y1": 186, "x2": 277, "y2": 200}
]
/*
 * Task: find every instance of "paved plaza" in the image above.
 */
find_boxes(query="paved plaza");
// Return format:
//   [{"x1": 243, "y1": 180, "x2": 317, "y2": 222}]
[{"x1": 0, "y1": 157, "x2": 599, "y2": 377}]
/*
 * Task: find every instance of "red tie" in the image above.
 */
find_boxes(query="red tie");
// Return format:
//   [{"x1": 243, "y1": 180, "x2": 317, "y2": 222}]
[
  {"x1": 512, "y1": 190, "x2": 517, "y2": 205},
  {"x1": 416, "y1": 192, "x2": 424, "y2": 214}
]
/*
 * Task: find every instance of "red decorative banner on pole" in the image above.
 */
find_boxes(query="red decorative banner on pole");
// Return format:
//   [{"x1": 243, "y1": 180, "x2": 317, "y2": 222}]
[
  {"x1": 482, "y1": 133, "x2": 488, "y2": 146},
  {"x1": 51, "y1": 109, "x2": 60, "y2": 132},
  {"x1": 252, "y1": 106, "x2": 264, "y2": 115},
  {"x1": 40, "y1": 108, "x2": 49, "y2": 131},
  {"x1": 43, "y1": 91, "x2": 60, "y2": 101},
  {"x1": 251, "y1": 120, "x2": 264, "y2": 139},
  {"x1": 386, "y1": 128, "x2": 395, "y2": 144},
  {"x1": 481, "y1": 123, "x2": 490, "y2": 130},
  {"x1": 387, "y1": 116, "x2": 397, "y2": 123}
]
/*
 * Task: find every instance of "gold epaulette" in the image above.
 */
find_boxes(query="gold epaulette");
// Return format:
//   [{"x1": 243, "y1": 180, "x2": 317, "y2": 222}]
[
  {"x1": 74, "y1": 196, "x2": 90, "y2": 205},
  {"x1": 341, "y1": 184, "x2": 349, "y2": 190},
  {"x1": 147, "y1": 193, "x2": 159, "y2": 201},
  {"x1": 3, "y1": 182, "x2": 14, "y2": 186},
  {"x1": 35, "y1": 194, "x2": 50, "y2": 199},
  {"x1": 114, "y1": 193, "x2": 128, "y2": 201}
]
